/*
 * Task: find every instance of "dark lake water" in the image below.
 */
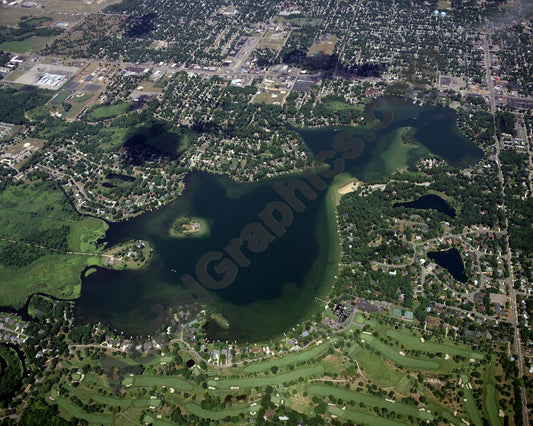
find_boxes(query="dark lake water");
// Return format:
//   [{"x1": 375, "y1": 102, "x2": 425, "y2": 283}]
[
  {"x1": 427, "y1": 248, "x2": 468, "y2": 283},
  {"x1": 75, "y1": 97, "x2": 482, "y2": 341},
  {"x1": 393, "y1": 194, "x2": 456, "y2": 218}
]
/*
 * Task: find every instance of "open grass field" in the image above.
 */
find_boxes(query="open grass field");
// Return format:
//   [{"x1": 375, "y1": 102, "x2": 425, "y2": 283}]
[
  {"x1": 52, "y1": 90, "x2": 71, "y2": 104},
  {"x1": 0, "y1": 36, "x2": 56, "y2": 53},
  {"x1": 243, "y1": 338, "x2": 338, "y2": 374},
  {"x1": 308, "y1": 34, "x2": 337, "y2": 56},
  {"x1": 0, "y1": 8, "x2": 45, "y2": 26},
  {"x1": 209, "y1": 365, "x2": 324, "y2": 389},
  {"x1": 2, "y1": 69, "x2": 25, "y2": 82},
  {"x1": 361, "y1": 334, "x2": 440, "y2": 370},
  {"x1": 98, "y1": 127, "x2": 130, "y2": 150},
  {"x1": 86, "y1": 102, "x2": 131, "y2": 121},
  {"x1": 252, "y1": 91, "x2": 287, "y2": 105},
  {"x1": 328, "y1": 406, "x2": 406, "y2": 426},
  {"x1": 72, "y1": 92, "x2": 92, "y2": 103},
  {"x1": 308, "y1": 385, "x2": 434, "y2": 421},
  {"x1": 128, "y1": 375, "x2": 193, "y2": 391},
  {"x1": 38, "y1": 0, "x2": 120, "y2": 13},
  {"x1": 258, "y1": 29, "x2": 289, "y2": 50},
  {"x1": 65, "y1": 97, "x2": 90, "y2": 120}
]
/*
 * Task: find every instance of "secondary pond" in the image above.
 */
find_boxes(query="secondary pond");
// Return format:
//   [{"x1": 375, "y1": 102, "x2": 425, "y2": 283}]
[
  {"x1": 427, "y1": 248, "x2": 468, "y2": 283},
  {"x1": 75, "y1": 97, "x2": 482, "y2": 341},
  {"x1": 393, "y1": 194, "x2": 456, "y2": 218}
]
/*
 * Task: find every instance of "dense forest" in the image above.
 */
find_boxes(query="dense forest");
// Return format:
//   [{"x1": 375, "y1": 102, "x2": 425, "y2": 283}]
[
  {"x1": 0, "y1": 87, "x2": 52, "y2": 125},
  {"x1": 0, "y1": 344, "x2": 24, "y2": 401}
]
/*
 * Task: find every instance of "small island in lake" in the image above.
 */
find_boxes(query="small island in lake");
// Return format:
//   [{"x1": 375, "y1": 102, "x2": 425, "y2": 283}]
[{"x1": 170, "y1": 216, "x2": 210, "y2": 238}]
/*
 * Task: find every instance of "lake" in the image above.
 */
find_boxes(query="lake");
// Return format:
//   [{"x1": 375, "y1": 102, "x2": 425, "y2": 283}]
[
  {"x1": 393, "y1": 194, "x2": 456, "y2": 218},
  {"x1": 427, "y1": 248, "x2": 468, "y2": 283},
  {"x1": 75, "y1": 97, "x2": 482, "y2": 342}
]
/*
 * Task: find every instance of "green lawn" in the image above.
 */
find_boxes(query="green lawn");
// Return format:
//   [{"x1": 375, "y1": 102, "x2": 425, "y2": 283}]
[
  {"x1": 72, "y1": 92, "x2": 92, "y2": 102},
  {"x1": 52, "y1": 91, "x2": 71, "y2": 104},
  {"x1": 208, "y1": 366, "x2": 324, "y2": 389},
  {"x1": 0, "y1": 36, "x2": 55, "y2": 53},
  {"x1": 308, "y1": 385, "x2": 434, "y2": 421},
  {"x1": 86, "y1": 103, "x2": 131, "y2": 121},
  {"x1": 243, "y1": 338, "x2": 338, "y2": 374}
]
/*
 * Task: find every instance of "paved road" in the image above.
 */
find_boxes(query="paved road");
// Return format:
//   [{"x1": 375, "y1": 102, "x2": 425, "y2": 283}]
[{"x1": 484, "y1": 28, "x2": 528, "y2": 425}]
